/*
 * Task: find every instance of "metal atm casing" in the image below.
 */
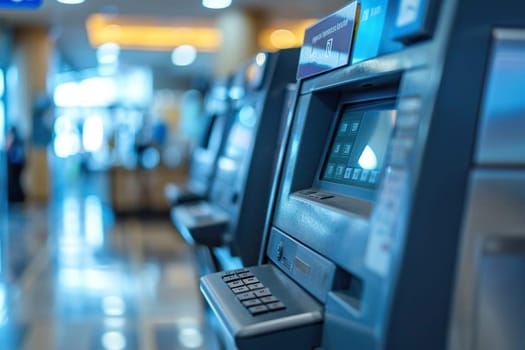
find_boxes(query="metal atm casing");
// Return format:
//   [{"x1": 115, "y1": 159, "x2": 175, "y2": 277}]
[
  {"x1": 202, "y1": 0, "x2": 525, "y2": 349},
  {"x1": 448, "y1": 28, "x2": 525, "y2": 350},
  {"x1": 173, "y1": 49, "x2": 300, "y2": 267},
  {"x1": 166, "y1": 78, "x2": 233, "y2": 206},
  {"x1": 187, "y1": 79, "x2": 233, "y2": 197}
]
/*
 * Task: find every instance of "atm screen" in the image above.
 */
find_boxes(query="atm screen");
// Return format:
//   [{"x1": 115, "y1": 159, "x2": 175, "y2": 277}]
[
  {"x1": 321, "y1": 104, "x2": 396, "y2": 189},
  {"x1": 224, "y1": 106, "x2": 257, "y2": 161}
]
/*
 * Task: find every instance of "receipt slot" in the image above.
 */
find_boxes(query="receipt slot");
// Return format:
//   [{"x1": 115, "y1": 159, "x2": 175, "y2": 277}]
[
  {"x1": 165, "y1": 78, "x2": 233, "y2": 206},
  {"x1": 172, "y1": 48, "x2": 300, "y2": 267},
  {"x1": 201, "y1": 1, "x2": 525, "y2": 349}
]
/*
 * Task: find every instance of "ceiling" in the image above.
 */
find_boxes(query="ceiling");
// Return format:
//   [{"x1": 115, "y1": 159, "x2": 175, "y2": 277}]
[{"x1": 0, "y1": 0, "x2": 348, "y2": 88}]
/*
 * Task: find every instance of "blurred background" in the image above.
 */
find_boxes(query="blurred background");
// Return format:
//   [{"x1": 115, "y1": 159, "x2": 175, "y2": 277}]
[{"x1": 0, "y1": 0, "x2": 346, "y2": 349}]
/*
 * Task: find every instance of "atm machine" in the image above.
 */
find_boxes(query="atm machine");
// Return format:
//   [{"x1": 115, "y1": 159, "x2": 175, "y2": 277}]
[
  {"x1": 172, "y1": 48, "x2": 300, "y2": 269},
  {"x1": 448, "y1": 29, "x2": 525, "y2": 350},
  {"x1": 165, "y1": 77, "x2": 233, "y2": 206},
  {"x1": 201, "y1": 1, "x2": 525, "y2": 349}
]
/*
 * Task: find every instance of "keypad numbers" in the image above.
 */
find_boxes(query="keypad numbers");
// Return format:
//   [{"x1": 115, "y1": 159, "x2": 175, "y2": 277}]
[{"x1": 221, "y1": 269, "x2": 287, "y2": 316}]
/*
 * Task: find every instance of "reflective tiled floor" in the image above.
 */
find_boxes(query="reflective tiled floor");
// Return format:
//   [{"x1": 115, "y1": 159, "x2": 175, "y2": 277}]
[{"x1": 0, "y1": 169, "x2": 220, "y2": 350}]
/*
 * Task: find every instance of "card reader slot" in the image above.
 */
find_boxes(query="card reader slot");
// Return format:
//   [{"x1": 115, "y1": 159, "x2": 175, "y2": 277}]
[{"x1": 294, "y1": 189, "x2": 373, "y2": 218}]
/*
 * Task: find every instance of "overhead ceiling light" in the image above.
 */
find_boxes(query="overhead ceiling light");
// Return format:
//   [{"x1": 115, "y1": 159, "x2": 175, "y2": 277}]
[
  {"x1": 202, "y1": 0, "x2": 232, "y2": 10},
  {"x1": 101, "y1": 331, "x2": 126, "y2": 350},
  {"x1": 258, "y1": 19, "x2": 317, "y2": 50},
  {"x1": 255, "y1": 52, "x2": 267, "y2": 66},
  {"x1": 102, "y1": 24, "x2": 123, "y2": 39},
  {"x1": 86, "y1": 14, "x2": 221, "y2": 51},
  {"x1": 270, "y1": 29, "x2": 296, "y2": 49},
  {"x1": 56, "y1": 0, "x2": 85, "y2": 4},
  {"x1": 171, "y1": 45, "x2": 197, "y2": 66}
]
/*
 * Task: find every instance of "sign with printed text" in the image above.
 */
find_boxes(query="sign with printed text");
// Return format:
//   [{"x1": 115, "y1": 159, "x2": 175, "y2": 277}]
[
  {"x1": 297, "y1": 1, "x2": 358, "y2": 80},
  {"x1": 0, "y1": 0, "x2": 43, "y2": 9},
  {"x1": 351, "y1": 0, "x2": 389, "y2": 64}
]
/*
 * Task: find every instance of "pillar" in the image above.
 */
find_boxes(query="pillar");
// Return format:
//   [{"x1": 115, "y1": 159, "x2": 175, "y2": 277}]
[
  {"x1": 12, "y1": 27, "x2": 53, "y2": 203},
  {"x1": 214, "y1": 9, "x2": 262, "y2": 77}
]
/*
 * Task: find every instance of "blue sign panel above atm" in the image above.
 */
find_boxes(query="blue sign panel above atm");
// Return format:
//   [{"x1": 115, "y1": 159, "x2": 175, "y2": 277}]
[
  {"x1": 393, "y1": 0, "x2": 440, "y2": 43},
  {"x1": 296, "y1": 1, "x2": 358, "y2": 80},
  {"x1": 0, "y1": 0, "x2": 42, "y2": 9}
]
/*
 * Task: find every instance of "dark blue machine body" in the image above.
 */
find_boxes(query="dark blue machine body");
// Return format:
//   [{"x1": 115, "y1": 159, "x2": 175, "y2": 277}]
[
  {"x1": 172, "y1": 49, "x2": 300, "y2": 268},
  {"x1": 201, "y1": 0, "x2": 525, "y2": 349},
  {"x1": 165, "y1": 78, "x2": 233, "y2": 207}
]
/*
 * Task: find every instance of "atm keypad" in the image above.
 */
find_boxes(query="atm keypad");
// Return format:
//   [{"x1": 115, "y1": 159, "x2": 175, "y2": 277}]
[
  {"x1": 242, "y1": 299, "x2": 262, "y2": 307},
  {"x1": 237, "y1": 292, "x2": 257, "y2": 301},
  {"x1": 247, "y1": 283, "x2": 264, "y2": 290},
  {"x1": 267, "y1": 302, "x2": 286, "y2": 311},
  {"x1": 248, "y1": 305, "x2": 269, "y2": 315},
  {"x1": 237, "y1": 272, "x2": 254, "y2": 278},
  {"x1": 231, "y1": 286, "x2": 250, "y2": 294},
  {"x1": 254, "y1": 288, "x2": 272, "y2": 298},
  {"x1": 259, "y1": 295, "x2": 278, "y2": 303},
  {"x1": 242, "y1": 277, "x2": 259, "y2": 284},
  {"x1": 227, "y1": 280, "x2": 244, "y2": 288},
  {"x1": 223, "y1": 275, "x2": 240, "y2": 283},
  {"x1": 222, "y1": 269, "x2": 286, "y2": 316}
]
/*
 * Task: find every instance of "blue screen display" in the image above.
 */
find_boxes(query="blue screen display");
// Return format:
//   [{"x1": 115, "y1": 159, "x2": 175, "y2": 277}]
[{"x1": 322, "y1": 106, "x2": 396, "y2": 189}]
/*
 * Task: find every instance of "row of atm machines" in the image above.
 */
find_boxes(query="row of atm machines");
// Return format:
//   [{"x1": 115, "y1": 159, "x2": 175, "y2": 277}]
[
  {"x1": 168, "y1": 0, "x2": 525, "y2": 349},
  {"x1": 169, "y1": 47, "x2": 300, "y2": 272}
]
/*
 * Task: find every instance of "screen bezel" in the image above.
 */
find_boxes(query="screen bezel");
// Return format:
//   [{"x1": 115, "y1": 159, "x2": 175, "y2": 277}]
[
  {"x1": 199, "y1": 113, "x2": 218, "y2": 149},
  {"x1": 313, "y1": 97, "x2": 397, "y2": 201}
]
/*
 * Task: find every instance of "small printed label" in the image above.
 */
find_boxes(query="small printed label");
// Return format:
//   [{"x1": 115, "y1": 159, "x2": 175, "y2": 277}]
[{"x1": 365, "y1": 169, "x2": 408, "y2": 276}]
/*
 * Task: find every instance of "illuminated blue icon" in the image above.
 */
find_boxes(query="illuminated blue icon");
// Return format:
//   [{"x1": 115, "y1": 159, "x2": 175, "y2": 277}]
[{"x1": 0, "y1": 0, "x2": 43, "y2": 9}]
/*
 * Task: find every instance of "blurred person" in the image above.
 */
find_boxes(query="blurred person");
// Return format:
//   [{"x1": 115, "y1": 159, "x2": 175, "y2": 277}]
[
  {"x1": 5, "y1": 126, "x2": 26, "y2": 203},
  {"x1": 32, "y1": 92, "x2": 53, "y2": 147}
]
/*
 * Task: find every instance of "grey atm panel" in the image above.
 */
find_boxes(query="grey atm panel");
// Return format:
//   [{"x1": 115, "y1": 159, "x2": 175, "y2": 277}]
[
  {"x1": 448, "y1": 29, "x2": 525, "y2": 350},
  {"x1": 201, "y1": 0, "x2": 525, "y2": 349},
  {"x1": 173, "y1": 48, "x2": 300, "y2": 266},
  {"x1": 165, "y1": 78, "x2": 233, "y2": 206}
]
